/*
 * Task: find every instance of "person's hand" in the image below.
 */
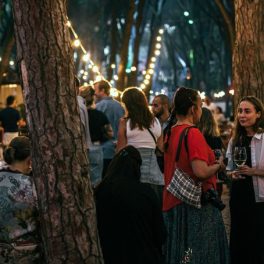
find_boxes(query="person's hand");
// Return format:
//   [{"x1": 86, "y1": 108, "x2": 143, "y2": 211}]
[
  {"x1": 215, "y1": 156, "x2": 226, "y2": 172},
  {"x1": 227, "y1": 170, "x2": 245, "y2": 181},
  {"x1": 236, "y1": 165, "x2": 256, "y2": 176}
]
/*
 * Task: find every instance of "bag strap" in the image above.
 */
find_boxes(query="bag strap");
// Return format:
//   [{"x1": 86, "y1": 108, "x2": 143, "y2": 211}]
[
  {"x1": 175, "y1": 126, "x2": 196, "y2": 162},
  {"x1": 147, "y1": 128, "x2": 157, "y2": 144}
]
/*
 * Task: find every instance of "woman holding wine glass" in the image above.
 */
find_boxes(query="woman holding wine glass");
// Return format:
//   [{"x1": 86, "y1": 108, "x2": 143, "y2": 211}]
[{"x1": 226, "y1": 96, "x2": 264, "y2": 264}]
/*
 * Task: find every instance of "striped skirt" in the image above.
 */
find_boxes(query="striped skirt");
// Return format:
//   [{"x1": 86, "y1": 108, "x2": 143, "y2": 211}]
[{"x1": 163, "y1": 203, "x2": 229, "y2": 264}]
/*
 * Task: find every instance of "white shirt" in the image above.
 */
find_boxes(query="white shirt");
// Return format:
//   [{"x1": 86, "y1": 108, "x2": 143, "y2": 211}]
[
  {"x1": 226, "y1": 133, "x2": 264, "y2": 202},
  {"x1": 126, "y1": 118, "x2": 162, "y2": 149}
]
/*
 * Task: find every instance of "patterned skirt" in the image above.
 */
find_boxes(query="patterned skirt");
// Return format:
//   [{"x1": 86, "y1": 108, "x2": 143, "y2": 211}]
[{"x1": 163, "y1": 203, "x2": 229, "y2": 264}]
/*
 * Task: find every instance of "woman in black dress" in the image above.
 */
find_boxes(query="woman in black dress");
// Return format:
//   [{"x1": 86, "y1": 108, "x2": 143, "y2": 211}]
[{"x1": 226, "y1": 96, "x2": 264, "y2": 264}]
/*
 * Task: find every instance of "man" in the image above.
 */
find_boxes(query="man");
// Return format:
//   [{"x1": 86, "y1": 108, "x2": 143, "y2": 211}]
[
  {"x1": 151, "y1": 94, "x2": 170, "y2": 130},
  {"x1": 0, "y1": 95, "x2": 24, "y2": 146},
  {"x1": 75, "y1": 77, "x2": 92, "y2": 154},
  {"x1": 94, "y1": 79, "x2": 124, "y2": 177}
]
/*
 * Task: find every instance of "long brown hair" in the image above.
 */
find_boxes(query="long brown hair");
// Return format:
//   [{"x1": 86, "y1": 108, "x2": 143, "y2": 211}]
[
  {"x1": 121, "y1": 87, "x2": 154, "y2": 130},
  {"x1": 197, "y1": 107, "x2": 219, "y2": 137},
  {"x1": 233, "y1": 96, "x2": 264, "y2": 146}
]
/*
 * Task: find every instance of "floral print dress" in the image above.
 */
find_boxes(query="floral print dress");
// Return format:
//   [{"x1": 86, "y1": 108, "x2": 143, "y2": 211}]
[{"x1": 0, "y1": 168, "x2": 42, "y2": 263}]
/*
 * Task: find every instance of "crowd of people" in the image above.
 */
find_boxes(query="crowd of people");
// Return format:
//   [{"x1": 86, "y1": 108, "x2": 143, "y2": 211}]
[{"x1": 0, "y1": 81, "x2": 264, "y2": 264}]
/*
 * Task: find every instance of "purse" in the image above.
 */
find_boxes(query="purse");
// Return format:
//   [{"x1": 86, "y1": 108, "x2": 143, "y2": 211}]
[{"x1": 166, "y1": 126, "x2": 202, "y2": 208}]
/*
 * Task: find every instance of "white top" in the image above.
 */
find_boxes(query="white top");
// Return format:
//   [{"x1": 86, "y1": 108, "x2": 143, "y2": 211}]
[
  {"x1": 226, "y1": 133, "x2": 264, "y2": 202},
  {"x1": 126, "y1": 118, "x2": 162, "y2": 149}
]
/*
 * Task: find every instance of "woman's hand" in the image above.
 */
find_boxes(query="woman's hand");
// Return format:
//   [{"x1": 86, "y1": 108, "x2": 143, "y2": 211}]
[
  {"x1": 236, "y1": 165, "x2": 257, "y2": 176},
  {"x1": 227, "y1": 170, "x2": 245, "y2": 181}
]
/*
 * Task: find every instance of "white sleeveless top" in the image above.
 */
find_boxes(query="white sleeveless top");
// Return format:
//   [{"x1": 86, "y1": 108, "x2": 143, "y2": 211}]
[{"x1": 126, "y1": 118, "x2": 162, "y2": 149}]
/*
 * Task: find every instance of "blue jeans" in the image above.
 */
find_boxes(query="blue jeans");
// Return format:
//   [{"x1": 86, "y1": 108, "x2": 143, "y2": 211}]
[{"x1": 89, "y1": 145, "x2": 103, "y2": 186}]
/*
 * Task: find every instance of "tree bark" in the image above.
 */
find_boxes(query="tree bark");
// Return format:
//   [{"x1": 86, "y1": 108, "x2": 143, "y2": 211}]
[
  {"x1": 12, "y1": 0, "x2": 103, "y2": 263},
  {"x1": 117, "y1": 0, "x2": 136, "y2": 91},
  {"x1": 233, "y1": 0, "x2": 264, "y2": 106}
]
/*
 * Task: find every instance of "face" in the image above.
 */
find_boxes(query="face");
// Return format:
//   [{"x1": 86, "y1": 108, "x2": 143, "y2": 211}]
[
  {"x1": 192, "y1": 96, "x2": 203, "y2": 124},
  {"x1": 237, "y1": 100, "x2": 261, "y2": 129},
  {"x1": 94, "y1": 83, "x2": 105, "y2": 101},
  {"x1": 151, "y1": 97, "x2": 164, "y2": 117}
]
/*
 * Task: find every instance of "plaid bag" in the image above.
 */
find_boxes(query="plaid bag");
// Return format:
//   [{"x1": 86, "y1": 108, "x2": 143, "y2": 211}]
[
  {"x1": 167, "y1": 168, "x2": 202, "y2": 208},
  {"x1": 166, "y1": 126, "x2": 202, "y2": 208}
]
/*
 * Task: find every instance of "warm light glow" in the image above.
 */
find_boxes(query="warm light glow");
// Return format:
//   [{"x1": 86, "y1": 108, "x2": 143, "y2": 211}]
[
  {"x1": 131, "y1": 66, "x2": 137, "y2": 71},
  {"x1": 144, "y1": 79, "x2": 150, "y2": 85},
  {"x1": 110, "y1": 88, "x2": 119, "y2": 97},
  {"x1": 66, "y1": 21, "x2": 71, "y2": 27},
  {"x1": 142, "y1": 70, "x2": 146, "y2": 75},
  {"x1": 113, "y1": 75, "x2": 119, "y2": 80},
  {"x1": 84, "y1": 71, "x2": 88, "y2": 76},
  {"x1": 92, "y1": 65, "x2": 99, "y2": 73},
  {"x1": 149, "y1": 63, "x2": 155, "y2": 69},
  {"x1": 82, "y1": 75, "x2": 87, "y2": 80},
  {"x1": 73, "y1": 39, "x2": 81, "y2": 47},
  {"x1": 84, "y1": 82, "x2": 88, "y2": 86},
  {"x1": 199, "y1": 91, "x2": 206, "y2": 100},
  {"x1": 159, "y1": 29, "x2": 164, "y2": 34},
  {"x1": 89, "y1": 80, "x2": 94, "y2": 85},
  {"x1": 184, "y1": 11, "x2": 189, "y2": 17},
  {"x1": 148, "y1": 69, "x2": 154, "y2": 74},
  {"x1": 82, "y1": 53, "x2": 90, "y2": 62},
  {"x1": 154, "y1": 50, "x2": 161, "y2": 56},
  {"x1": 80, "y1": 69, "x2": 84, "y2": 74},
  {"x1": 155, "y1": 43, "x2": 162, "y2": 49},
  {"x1": 229, "y1": 89, "x2": 234, "y2": 95},
  {"x1": 214, "y1": 91, "x2": 225, "y2": 98},
  {"x1": 111, "y1": 64, "x2": 116, "y2": 69},
  {"x1": 140, "y1": 84, "x2": 146, "y2": 89},
  {"x1": 156, "y1": 36, "x2": 162, "y2": 42},
  {"x1": 95, "y1": 75, "x2": 102, "y2": 82},
  {"x1": 145, "y1": 74, "x2": 151, "y2": 80},
  {"x1": 9, "y1": 60, "x2": 15, "y2": 66},
  {"x1": 151, "y1": 57, "x2": 156, "y2": 62}
]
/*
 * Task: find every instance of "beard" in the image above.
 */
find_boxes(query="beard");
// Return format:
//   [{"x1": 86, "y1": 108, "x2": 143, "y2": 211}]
[{"x1": 155, "y1": 107, "x2": 164, "y2": 118}]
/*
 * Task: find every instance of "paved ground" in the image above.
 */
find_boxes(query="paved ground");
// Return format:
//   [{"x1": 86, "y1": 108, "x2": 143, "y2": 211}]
[{"x1": 221, "y1": 184, "x2": 230, "y2": 241}]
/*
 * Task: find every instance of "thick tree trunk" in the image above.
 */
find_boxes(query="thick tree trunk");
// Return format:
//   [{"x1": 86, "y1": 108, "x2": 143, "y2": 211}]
[
  {"x1": 233, "y1": 0, "x2": 264, "y2": 106},
  {"x1": 117, "y1": 0, "x2": 136, "y2": 91},
  {"x1": 12, "y1": 0, "x2": 103, "y2": 263}
]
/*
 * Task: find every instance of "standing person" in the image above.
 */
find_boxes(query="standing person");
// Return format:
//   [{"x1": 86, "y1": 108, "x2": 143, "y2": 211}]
[
  {"x1": 0, "y1": 95, "x2": 24, "y2": 147},
  {"x1": 163, "y1": 87, "x2": 229, "y2": 264},
  {"x1": 0, "y1": 136, "x2": 42, "y2": 263},
  {"x1": 94, "y1": 79, "x2": 124, "y2": 177},
  {"x1": 117, "y1": 87, "x2": 164, "y2": 204},
  {"x1": 226, "y1": 96, "x2": 264, "y2": 264},
  {"x1": 75, "y1": 77, "x2": 92, "y2": 154},
  {"x1": 79, "y1": 85, "x2": 113, "y2": 187},
  {"x1": 95, "y1": 146, "x2": 164, "y2": 264},
  {"x1": 152, "y1": 94, "x2": 171, "y2": 130}
]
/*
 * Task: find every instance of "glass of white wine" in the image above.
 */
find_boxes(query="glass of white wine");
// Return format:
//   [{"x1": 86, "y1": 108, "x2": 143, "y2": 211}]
[{"x1": 233, "y1": 147, "x2": 247, "y2": 168}]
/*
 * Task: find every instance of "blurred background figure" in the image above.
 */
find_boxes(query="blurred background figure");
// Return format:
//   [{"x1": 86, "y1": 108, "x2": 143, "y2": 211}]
[
  {"x1": 202, "y1": 96, "x2": 217, "y2": 114},
  {"x1": 79, "y1": 85, "x2": 113, "y2": 187},
  {"x1": 94, "y1": 80, "x2": 124, "y2": 177},
  {"x1": 0, "y1": 136, "x2": 42, "y2": 263},
  {"x1": 117, "y1": 87, "x2": 164, "y2": 205},
  {"x1": 0, "y1": 95, "x2": 25, "y2": 147},
  {"x1": 214, "y1": 106, "x2": 226, "y2": 125},
  {"x1": 95, "y1": 146, "x2": 164, "y2": 264}
]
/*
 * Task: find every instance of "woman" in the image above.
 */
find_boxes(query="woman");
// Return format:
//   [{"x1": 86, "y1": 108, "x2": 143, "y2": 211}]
[
  {"x1": 117, "y1": 87, "x2": 164, "y2": 203},
  {"x1": 163, "y1": 87, "x2": 229, "y2": 264},
  {"x1": 197, "y1": 107, "x2": 226, "y2": 196},
  {"x1": 95, "y1": 146, "x2": 164, "y2": 264},
  {"x1": 0, "y1": 136, "x2": 42, "y2": 263},
  {"x1": 226, "y1": 96, "x2": 264, "y2": 264}
]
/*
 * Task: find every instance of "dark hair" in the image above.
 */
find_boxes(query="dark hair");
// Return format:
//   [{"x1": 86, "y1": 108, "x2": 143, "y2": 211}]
[
  {"x1": 95, "y1": 145, "x2": 142, "y2": 194},
  {"x1": 164, "y1": 87, "x2": 199, "y2": 151},
  {"x1": 155, "y1": 94, "x2": 170, "y2": 109},
  {"x1": 121, "y1": 87, "x2": 154, "y2": 130},
  {"x1": 94, "y1": 79, "x2": 111, "y2": 96},
  {"x1": 4, "y1": 136, "x2": 31, "y2": 165},
  {"x1": 6, "y1": 95, "x2": 15, "y2": 106},
  {"x1": 197, "y1": 107, "x2": 219, "y2": 137},
  {"x1": 233, "y1": 96, "x2": 264, "y2": 146}
]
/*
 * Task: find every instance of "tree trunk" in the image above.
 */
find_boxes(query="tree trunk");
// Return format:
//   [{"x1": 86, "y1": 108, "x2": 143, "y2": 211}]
[
  {"x1": 233, "y1": 0, "x2": 264, "y2": 106},
  {"x1": 12, "y1": 0, "x2": 103, "y2": 263},
  {"x1": 117, "y1": 0, "x2": 136, "y2": 91}
]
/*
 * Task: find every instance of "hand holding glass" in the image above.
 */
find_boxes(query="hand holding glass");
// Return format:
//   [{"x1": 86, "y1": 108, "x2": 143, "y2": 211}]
[{"x1": 233, "y1": 147, "x2": 247, "y2": 168}]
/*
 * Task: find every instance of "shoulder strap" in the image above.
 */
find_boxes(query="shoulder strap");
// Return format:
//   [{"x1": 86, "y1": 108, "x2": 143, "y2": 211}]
[
  {"x1": 147, "y1": 128, "x2": 157, "y2": 144},
  {"x1": 175, "y1": 126, "x2": 196, "y2": 162}
]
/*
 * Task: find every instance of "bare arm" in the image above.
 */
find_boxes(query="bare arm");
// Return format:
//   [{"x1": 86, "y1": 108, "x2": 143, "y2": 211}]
[
  {"x1": 156, "y1": 134, "x2": 164, "y2": 153},
  {"x1": 104, "y1": 124, "x2": 113, "y2": 139},
  {"x1": 116, "y1": 118, "x2": 127, "y2": 152}
]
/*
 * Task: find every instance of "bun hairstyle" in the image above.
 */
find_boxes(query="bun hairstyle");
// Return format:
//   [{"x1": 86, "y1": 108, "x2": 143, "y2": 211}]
[{"x1": 4, "y1": 136, "x2": 31, "y2": 165}]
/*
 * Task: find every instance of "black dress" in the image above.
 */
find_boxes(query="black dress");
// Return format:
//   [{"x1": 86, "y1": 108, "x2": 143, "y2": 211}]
[{"x1": 230, "y1": 136, "x2": 264, "y2": 264}]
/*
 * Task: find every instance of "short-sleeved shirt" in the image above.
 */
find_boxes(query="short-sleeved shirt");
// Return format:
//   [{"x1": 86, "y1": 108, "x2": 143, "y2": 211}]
[
  {"x1": 88, "y1": 108, "x2": 110, "y2": 143},
  {"x1": 163, "y1": 124, "x2": 216, "y2": 211},
  {"x1": 0, "y1": 107, "x2": 20, "y2": 132}
]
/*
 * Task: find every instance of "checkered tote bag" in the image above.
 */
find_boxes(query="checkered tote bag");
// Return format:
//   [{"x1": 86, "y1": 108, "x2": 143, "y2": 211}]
[{"x1": 166, "y1": 126, "x2": 202, "y2": 208}]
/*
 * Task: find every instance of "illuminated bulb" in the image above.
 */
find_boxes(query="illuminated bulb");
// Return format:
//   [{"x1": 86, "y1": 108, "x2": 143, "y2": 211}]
[
  {"x1": 111, "y1": 64, "x2": 116, "y2": 69},
  {"x1": 80, "y1": 69, "x2": 84, "y2": 74},
  {"x1": 66, "y1": 21, "x2": 71, "y2": 27},
  {"x1": 92, "y1": 65, "x2": 99, "y2": 73},
  {"x1": 158, "y1": 29, "x2": 164, "y2": 34},
  {"x1": 110, "y1": 88, "x2": 119, "y2": 97},
  {"x1": 150, "y1": 90, "x2": 153, "y2": 94},
  {"x1": 73, "y1": 39, "x2": 81, "y2": 47},
  {"x1": 84, "y1": 82, "x2": 88, "y2": 86},
  {"x1": 110, "y1": 80, "x2": 114, "y2": 84},
  {"x1": 154, "y1": 50, "x2": 161, "y2": 56},
  {"x1": 82, "y1": 53, "x2": 89, "y2": 62},
  {"x1": 156, "y1": 36, "x2": 162, "y2": 42},
  {"x1": 9, "y1": 60, "x2": 14, "y2": 66},
  {"x1": 142, "y1": 70, "x2": 146, "y2": 75},
  {"x1": 82, "y1": 75, "x2": 87, "y2": 80},
  {"x1": 229, "y1": 89, "x2": 234, "y2": 95},
  {"x1": 88, "y1": 64, "x2": 93, "y2": 69},
  {"x1": 84, "y1": 71, "x2": 88, "y2": 76},
  {"x1": 113, "y1": 75, "x2": 118, "y2": 81},
  {"x1": 145, "y1": 74, "x2": 151, "y2": 80},
  {"x1": 144, "y1": 79, "x2": 150, "y2": 85},
  {"x1": 155, "y1": 43, "x2": 161, "y2": 49},
  {"x1": 155, "y1": 92, "x2": 159, "y2": 96},
  {"x1": 140, "y1": 84, "x2": 146, "y2": 89},
  {"x1": 131, "y1": 66, "x2": 137, "y2": 71},
  {"x1": 151, "y1": 57, "x2": 156, "y2": 63},
  {"x1": 0, "y1": 57, "x2": 2, "y2": 62},
  {"x1": 148, "y1": 69, "x2": 154, "y2": 74},
  {"x1": 89, "y1": 80, "x2": 94, "y2": 85},
  {"x1": 149, "y1": 63, "x2": 155, "y2": 69},
  {"x1": 95, "y1": 75, "x2": 102, "y2": 82}
]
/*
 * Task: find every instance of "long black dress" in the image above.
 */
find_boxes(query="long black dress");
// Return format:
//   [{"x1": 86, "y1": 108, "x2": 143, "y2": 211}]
[{"x1": 230, "y1": 136, "x2": 264, "y2": 264}]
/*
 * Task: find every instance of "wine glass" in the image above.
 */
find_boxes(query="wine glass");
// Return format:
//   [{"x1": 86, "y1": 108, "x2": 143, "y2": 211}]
[{"x1": 233, "y1": 147, "x2": 247, "y2": 168}]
